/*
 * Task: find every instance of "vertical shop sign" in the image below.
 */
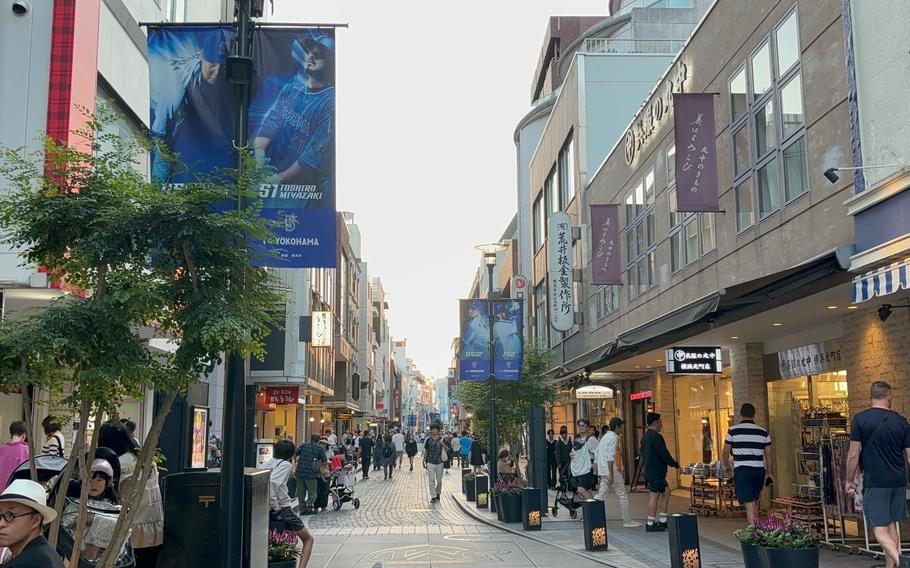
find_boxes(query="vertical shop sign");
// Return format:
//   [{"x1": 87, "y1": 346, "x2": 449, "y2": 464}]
[
  {"x1": 492, "y1": 300, "x2": 523, "y2": 381},
  {"x1": 673, "y1": 93, "x2": 720, "y2": 212},
  {"x1": 590, "y1": 204, "x2": 621, "y2": 285},
  {"x1": 547, "y1": 212, "x2": 574, "y2": 331},
  {"x1": 458, "y1": 299, "x2": 490, "y2": 380},
  {"x1": 311, "y1": 311, "x2": 333, "y2": 347}
]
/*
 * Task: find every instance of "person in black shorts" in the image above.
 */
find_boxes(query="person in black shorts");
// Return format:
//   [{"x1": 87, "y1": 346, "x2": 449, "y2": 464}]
[
  {"x1": 641, "y1": 413, "x2": 679, "y2": 532},
  {"x1": 721, "y1": 403, "x2": 773, "y2": 525},
  {"x1": 846, "y1": 381, "x2": 910, "y2": 568},
  {"x1": 262, "y1": 440, "x2": 314, "y2": 567}
]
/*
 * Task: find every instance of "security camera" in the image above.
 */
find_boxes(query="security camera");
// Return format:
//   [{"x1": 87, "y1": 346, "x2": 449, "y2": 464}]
[
  {"x1": 11, "y1": 0, "x2": 29, "y2": 15},
  {"x1": 823, "y1": 168, "x2": 840, "y2": 184},
  {"x1": 879, "y1": 304, "x2": 892, "y2": 322}
]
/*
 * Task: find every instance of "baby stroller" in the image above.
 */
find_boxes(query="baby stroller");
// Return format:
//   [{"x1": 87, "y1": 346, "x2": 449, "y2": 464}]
[
  {"x1": 8, "y1": 455, "x2": 136, "y2": 567},
  {"x1": 551, "y1": 463, "x2": 583, "y2": 519},
  {"x1": 328, "y1": 463, "x2": 360, "y2": 511}
]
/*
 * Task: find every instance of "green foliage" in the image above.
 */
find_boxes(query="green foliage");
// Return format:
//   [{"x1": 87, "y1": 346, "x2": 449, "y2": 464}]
[
  {"x1": 0, "y1": 108, "x2": 284, "y2": 413},
  {"x1": 268, "y1": 542, "x2": 298, "y2": 562},
  {"x1": 458, "y1": 343, "x2": 556, "y2": 447},
  {"x1": 743, "y1": 515, "x2": 818, "y2": 549}
]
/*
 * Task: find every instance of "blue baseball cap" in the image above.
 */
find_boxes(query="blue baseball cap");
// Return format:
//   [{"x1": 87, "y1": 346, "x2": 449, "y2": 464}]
[
  {"x1": 202, "y1": 30, "x2": 233, "y2": 64},
  {"x1": 301, "y1": 30, "x2": 335, "y2": 56}
]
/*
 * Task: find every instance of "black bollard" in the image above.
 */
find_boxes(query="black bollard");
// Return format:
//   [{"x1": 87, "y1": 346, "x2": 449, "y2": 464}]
[
  {"x1": 581, "y1": 499, "x2": 608, "y2": 551},
  {"x1": 668, "y1": 513, "x2": 701, "y2": 568},
  {"x1": 522, "y1": 487, "x2": 541, "y2": 531},
  {"x1": 474, "y1": 474, "x2": 489, "y2": 509}
]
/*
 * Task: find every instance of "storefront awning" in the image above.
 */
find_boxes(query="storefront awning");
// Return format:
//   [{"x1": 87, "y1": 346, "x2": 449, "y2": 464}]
[
  {"x1": 548, "y1": 343, "x2": 616, "y2": 385},
  {"x1": 852, "y1": 258, "x2": 910, "y2": 303},
  {"x1": 617, "y1": 292, "x2": 721, "y2": 348}
]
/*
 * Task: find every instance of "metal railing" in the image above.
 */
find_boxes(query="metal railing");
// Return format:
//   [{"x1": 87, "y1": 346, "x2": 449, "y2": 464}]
[
  {"x1": 616, "y1": 0, "x2": 693, "y2": 15},
  {"x1": 581, "y1": 37, "x2": 686, "y2": 55}
]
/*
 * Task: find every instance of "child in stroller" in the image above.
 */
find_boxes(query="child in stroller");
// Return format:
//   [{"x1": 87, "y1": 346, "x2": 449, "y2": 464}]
[
  {"x1": 328, "y1": 462, "x2": 360, "y2": 511},
  {"x1": 551, "y1": 462, "x2": 584, "y2": 519}
]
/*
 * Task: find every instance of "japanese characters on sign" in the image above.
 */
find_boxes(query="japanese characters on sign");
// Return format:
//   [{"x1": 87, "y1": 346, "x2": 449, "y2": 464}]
[
  {"x1": 624, "y1": 61, "x2": 688, "y2": 165},
  {"x1": 265, "y1": 386, "x2": 299, "y2": 406},
  {"x1": 673, "y1": 93, "x2": 720, "y2": 212},
  {"x1": 590, "y1": 204, "x2": 621, "y2": 285},
  {"x1": 778, "y1": 341, "x2": 844, "y2": 379},
  {"x1": 547, "y1": 212, "x2": 574, "y2": 332},
  {"x1": 311, "y1": 311, "x2": 333, "y2": 347},
  {"x1": 665, "y1": 346, "x2": 723, "y2": 374}
]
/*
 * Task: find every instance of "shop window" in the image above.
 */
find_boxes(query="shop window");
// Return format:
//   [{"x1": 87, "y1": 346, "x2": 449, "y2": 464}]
[
  {"x1": 546, "y1": 167, "x2": 558, "y2": 215},
  {"x1": 646, "y1": 209, "x2": 656, "y2": 247},
  {"x1": 627, "y1": 265, "x2": 638, "y2": 301},
  {"x1": 776, "y1": 11, "x2": 800, "y2": 77},
  {"x1": 751, "y1": 41, "x2": 772, "y2": 99},
  {"x1": 754, "y1": 100, "x2": 776, "y2": 159},
  {"x1": 735, "y1": 178, "x2": 754, "y2": 231},
  {"x1": 669, "y1": 189, "x2": 683, "y2": 229},
  {"x1": 644, "y1": 169, "x2": 655, "y2": 204},
  {"x1": 625, "y1": 169, "x2": 657, "y2": 297},
  {"x1": 675, "y1": 375, "x2": 734, "y2": 488},
  {"x1": 533, "y1": 195, "x2": 545, "y2": 251},
  {"x1": 684, "y1": 217, "x2": 699, "y2": 265},
  {"x1": 701, "y1": 213, "x2": 716, "y2": 253},
  {"x1": 558, "y1": 136, "x2": 576, "y2": 209},
  {"x1": 780, "y1": 74, "x2": 804, "y2": 140},
  {"x1": 670, "y1": 230, "x2": 684, "y2": 273},
  {"x1": 595, "y1": 285, "x2": 619, "y2": 323},
  {"x1": 733, "y1": 125, "x2": 750, "y2": 179},
  {"x1": 637, "y1": 260, "x2": 648, "y2": 296},
  {"x1": 667, "y1": 145, "x2": 676, "y2": 187},
  {"x1": 757, "y1": 158, "x2": 781, "y2": 217},
  {"x1": 534, "y1": 284, "x2": 548, "y2": 346},
  {"x1": 730, "y1": 67, "x2": 748, "y2": 122},
  {"x1": 783, "y1": 137, "x2": 809, "y2": 202}
]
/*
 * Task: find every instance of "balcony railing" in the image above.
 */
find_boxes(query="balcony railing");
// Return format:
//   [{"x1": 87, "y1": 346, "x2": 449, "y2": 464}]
[{"x1": 581, "y1": 37, "x2": 686, "y2": 56}]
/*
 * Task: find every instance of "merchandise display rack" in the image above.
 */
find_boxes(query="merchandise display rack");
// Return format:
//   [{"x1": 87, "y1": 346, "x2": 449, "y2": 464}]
[{"x1": 685, "y1": 470, "x2": 742, "y2": 517}]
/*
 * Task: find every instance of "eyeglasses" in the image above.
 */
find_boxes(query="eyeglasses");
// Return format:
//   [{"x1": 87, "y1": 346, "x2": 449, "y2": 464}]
[{"x1": 0, "y1": 510, "x2": 38, "y2": 524}]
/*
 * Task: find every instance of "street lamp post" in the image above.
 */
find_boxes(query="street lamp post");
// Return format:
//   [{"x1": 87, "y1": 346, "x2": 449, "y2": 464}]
[{"x1": 475, "y1": 242, "x2": 507, "y2": 486}]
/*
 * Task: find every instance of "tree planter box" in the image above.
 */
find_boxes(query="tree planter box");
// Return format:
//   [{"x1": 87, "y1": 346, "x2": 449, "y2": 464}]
[
  {"x1": 739, "y1": 543, "x2": 762, "y2": 568},
  {"x1": 493, "y1": 494, "x2": 504, "y2": 521},
  {"x1": 499, "y1": 493, "x2": 523, "y2": 523},
  {"x1": 269, "y1": 561, "x2": 297, "y2": 568},
  {"x1": 465, "y1": 479, "x2": 476, "y2": 501},
  {"x1": 758, "y1": 546, "x2": 819, "y2": 568},
  {"x1": 522, "y1": 487, "x2": 541, "y2": 531}
]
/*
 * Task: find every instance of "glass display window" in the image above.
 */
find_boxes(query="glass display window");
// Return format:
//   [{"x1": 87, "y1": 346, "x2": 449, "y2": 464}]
[{"x1": 674, "y1": 372, "x2": 732, "y2": 488}]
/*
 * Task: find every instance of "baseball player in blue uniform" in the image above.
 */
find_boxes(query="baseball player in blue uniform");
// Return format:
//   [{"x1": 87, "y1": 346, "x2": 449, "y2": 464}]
[
  {"x1": 461, "y1": 301, "x2": 490, "y2": 358},
  {"x1": 253, "y1": 30, "x2": 335, "y2": 196},
  {"x1": 150, "y1": 29, "x2": 236, "y2": 183}
]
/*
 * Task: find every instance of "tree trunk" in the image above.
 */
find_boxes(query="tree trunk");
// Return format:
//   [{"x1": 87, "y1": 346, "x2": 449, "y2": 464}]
[
  {"x1": 69, "y1": 403, "x2": 103, "y2": 568},
  {"x1": 21, "y1": 379, "x2": 38, "y2": 482},
  {"x1": 97, "y1": 391, "x2": 177, "y2": 568},
  {"x1": 47, "y1": 401, "x2": 85, "y2": 548}
]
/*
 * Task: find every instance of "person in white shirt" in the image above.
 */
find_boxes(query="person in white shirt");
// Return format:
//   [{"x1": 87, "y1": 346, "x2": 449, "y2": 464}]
[
  {"x1": 391, "y1": 428, "x2": 406, "y2": 469},
  {"x1": 450, "y1": 434, "x2": 462, "y2": 467},
  {"x1": 326, "y1": 429, "x2": 338, "y2": 452},
  {"x1": 569, "y1": 419, "x2": 597, "y2": 499},
  {"x1": 262, "y1": 440, "x2": 314, "y2": 568},
  {"x1": 594, "y1": 417, "x2": 641, "y2": 527}
]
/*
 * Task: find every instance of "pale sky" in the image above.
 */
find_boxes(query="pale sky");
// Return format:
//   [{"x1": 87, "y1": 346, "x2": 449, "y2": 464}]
[{"x1": 274, "y1": 1, "x2": 608, "y2": 378}]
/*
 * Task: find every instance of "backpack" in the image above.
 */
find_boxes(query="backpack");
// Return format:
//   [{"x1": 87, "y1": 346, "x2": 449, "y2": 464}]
[{"x1": 382, "y1": 444, "x2": 394, "y2": 459}]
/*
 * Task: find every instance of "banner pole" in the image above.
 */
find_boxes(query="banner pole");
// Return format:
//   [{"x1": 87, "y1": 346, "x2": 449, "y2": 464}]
[
  {"x1": 487, "y1": 262, "x2": 498, "y2": 487},
  {"x1": 222, "y1": 0, "x2": 253, "y2": 566}
]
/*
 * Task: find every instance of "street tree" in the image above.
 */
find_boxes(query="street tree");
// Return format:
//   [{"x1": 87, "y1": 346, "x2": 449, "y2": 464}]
[
  {"x1": 458, "y1": 343, "x2": 556, "y2": 456},
  {"x1": 0, "y1": 110, "x2": 284, "y2": 567}
]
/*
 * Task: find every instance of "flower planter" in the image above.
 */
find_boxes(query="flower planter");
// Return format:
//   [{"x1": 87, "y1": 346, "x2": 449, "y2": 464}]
[
  {"x1": 499, "y1": 493, "x2": 522, "y2": 523},
  {"x1": 739, "y1": 543, "x2": 762, "y2": 568},
  {"x1": 759, "y1": 546, "x2": 819, "y2": 568},
  {"x1": 465, "y1": 480, "x2": 476, "y2": 501},
  {"x1": 493, "y1": 494, "x2": 504, "y2": 521},
  {"x1": 268, "y1": 561, "x2": 297, "y2": 568}
]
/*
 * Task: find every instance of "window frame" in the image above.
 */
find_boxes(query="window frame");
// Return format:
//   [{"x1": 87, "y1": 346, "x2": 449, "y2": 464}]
[
  {"x1": 533, "y1": 194, "x2": 545, "y2": 251},
  {"x1": 625, "y1": 167, "x2": 658, "y2": 299}
]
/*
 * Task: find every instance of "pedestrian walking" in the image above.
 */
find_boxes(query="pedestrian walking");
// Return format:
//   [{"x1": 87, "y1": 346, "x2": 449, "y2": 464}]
[
  {"x1": 0, "y1": 479, "x2": 64, "y2": 567},
  {"x1": 721, "y1": 403, "x2": 773, "y2": 525},
  {"x1": 845, "y1": 381, "x2": 910, "y2": 568},
  {"x1": 373, "y1": 434, "x2": 384, "y2": 472},
  {"x1": 555, "y1": 426, "x2": 572, "y2": 488},
  {"x1": 569, "y1": 419, "x2": 597, "y2": 500},
  {"x1": 39, "y1": 416, "x2": 65, "y2": 458},
  {"x1": 451, "y1": 432, "x2": 462, "y2": 468},
  {"x1": 641, "y1": 413, "x2": 680, "y2": 532},
  {"x1": 392, "y1": 428, "x2": 405, "y2": 469},
  {"x1": 594, "y1": 418, "x2": 640, "y2": 527},
  {"x1": 262, "y1": 440, "x2": 314, "y2": 568},
  {"x1": 381, "y1": 434, "x2": 396, "y2": 480},
  {"x1": 442, "y1": 432, "x2": 453, "y2": 474},
  {"x1": 405, "y1": 433, "x2": 418, "y2": 472},
  {"x1": 294, "y1": 434, "x2": 327, "y2": 514},
  {"x1": 459, "y1": 430, "x2": 471, "y2": 467},
  {"x1": 424, "y1": 424, "x2": 445, "y2": 503},
  {"x1": 545, "y1": 429, "x2": 557, "y2": 489},
  {"x1": 469, "y1": 433, "x2": 486, "y2": 474},
  {"x1": 0, "y1": 422, "x2": 30, "y2": 494},
  {"x1": 314, "y1": 438, "x2": 332, "y2": 512},
  {"x1": 358, "y1": 431, "x2": 374, "y2": 480}
]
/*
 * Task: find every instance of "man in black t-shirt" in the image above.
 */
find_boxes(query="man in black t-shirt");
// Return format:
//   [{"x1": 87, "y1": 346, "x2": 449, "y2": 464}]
[
  {"x1": 641, "y1": 413, "x2": 679, "y2": 532},
  {"x1": 846, "y1": 381, "x2": 910, "y2": 568},
  {"x1": 358, "y1": 433, "x2": 374, "y2": 480}
]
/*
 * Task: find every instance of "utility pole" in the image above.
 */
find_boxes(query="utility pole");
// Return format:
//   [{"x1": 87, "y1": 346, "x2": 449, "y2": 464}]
[{"x1": 222, "y1": 0, "x2": 253, "y2": 565}]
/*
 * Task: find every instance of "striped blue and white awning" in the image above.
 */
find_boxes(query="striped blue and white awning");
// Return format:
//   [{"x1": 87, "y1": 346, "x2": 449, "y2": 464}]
[{"x1": 852, "y1": 258, "x2": 910, "y2": 303}]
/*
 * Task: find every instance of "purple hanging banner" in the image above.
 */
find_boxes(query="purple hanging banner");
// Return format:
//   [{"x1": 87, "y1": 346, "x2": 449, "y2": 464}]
[
  {"x1": 590, "y1": 204, "x2": 621, "y2": 285},
  {"x1": 673, "y1": 93, "x2": 720, "y2": 212}
]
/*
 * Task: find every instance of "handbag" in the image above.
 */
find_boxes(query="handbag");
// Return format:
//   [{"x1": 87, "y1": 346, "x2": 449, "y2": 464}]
[{"x1": 441, "y1": 448, "x2": 449, "y2": 462}]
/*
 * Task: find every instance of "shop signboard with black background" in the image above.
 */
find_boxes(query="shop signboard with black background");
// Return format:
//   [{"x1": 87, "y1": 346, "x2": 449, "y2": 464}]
[{"x1": 665, "y1": 347, "x2": 722, "y2": 374}]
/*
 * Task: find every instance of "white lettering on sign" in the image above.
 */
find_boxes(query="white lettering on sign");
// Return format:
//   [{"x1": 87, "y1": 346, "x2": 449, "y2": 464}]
[{"x1": 624, "y1": 61, "x2": 688, "y2": 165}]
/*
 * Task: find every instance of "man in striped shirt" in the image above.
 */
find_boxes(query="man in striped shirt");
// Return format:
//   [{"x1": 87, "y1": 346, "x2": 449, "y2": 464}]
[{"x1": 722, "y1": 403, "x2": 773, "y2": 525}]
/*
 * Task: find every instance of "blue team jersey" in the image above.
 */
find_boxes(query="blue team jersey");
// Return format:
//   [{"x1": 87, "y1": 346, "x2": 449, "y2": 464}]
[{"x1": 256, "y1": 75, "x2": 334, "y2": 191}]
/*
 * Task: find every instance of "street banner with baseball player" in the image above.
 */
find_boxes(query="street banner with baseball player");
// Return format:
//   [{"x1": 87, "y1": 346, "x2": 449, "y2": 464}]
[
  {"x1": 147, "y1": 26, "x2": 337, "y2": 268},
  {"x1": 458, "y1": 299, "x2": 491, "y2": 381},
  {"x1": 492, "y1": 300, "x2": 523, "y2": 381}
]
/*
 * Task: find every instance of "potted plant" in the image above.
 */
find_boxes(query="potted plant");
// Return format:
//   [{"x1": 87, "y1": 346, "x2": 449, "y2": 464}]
[
  {"x1": 491, "y1": 481, "x2": 509, "y2": 521},
  {"x1": 268, "y1": 528, "x2": 299, "y2": 568},
  {"x1": 498, "y1": 479, "x2": 524, "y2": 523},
  {"x1": 755, "y1": 515, "x2": 819, "y2": 568},
  {"x1": 465, "y1": 473, "x2": 476, "y2": 501},
  {"x1": 733, "y1": 524, "x2": 763, "y2": 568}
]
